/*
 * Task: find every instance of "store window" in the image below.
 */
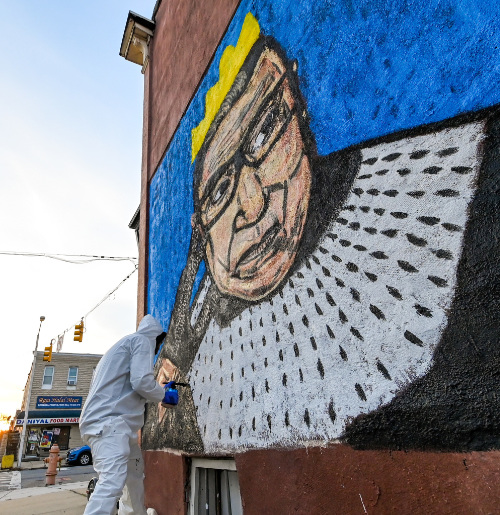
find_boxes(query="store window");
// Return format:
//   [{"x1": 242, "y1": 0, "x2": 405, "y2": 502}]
[
  {"x1": 42, "y1": 366, "x2": 54, "y2": 389},
  {"x1": 26, "y1": 428, "x2": 41, "y2": 456},
  {"x1": 67, "y1": 367, "x2": 78, "y2": 386},
  {"x1": 26, "y1": 426, "x2": 71, "y2": 455},
  {"x1": 189, "y1": 459, "x2": 243, "y2": 515}
]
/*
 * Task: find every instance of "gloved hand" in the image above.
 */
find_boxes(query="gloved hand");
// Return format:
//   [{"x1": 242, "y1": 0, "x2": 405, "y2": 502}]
[{"x1": 162, "y1": 382, "x2": 179, "y2": 406}]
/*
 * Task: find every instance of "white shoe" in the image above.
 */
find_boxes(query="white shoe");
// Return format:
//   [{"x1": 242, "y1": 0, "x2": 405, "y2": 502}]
[{"x1": 146, "y1": 509, "x2": 158, "y2": 515}]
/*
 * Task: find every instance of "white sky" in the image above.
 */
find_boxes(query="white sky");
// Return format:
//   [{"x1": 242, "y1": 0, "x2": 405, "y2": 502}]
[{"x1": 0, "y1": 1, "x2": 156, "y2": 417}]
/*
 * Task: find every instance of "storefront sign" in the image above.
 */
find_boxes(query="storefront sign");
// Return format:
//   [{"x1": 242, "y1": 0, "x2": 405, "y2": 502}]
[
  {"x1": 36, "y1": 396, "x2": 82, "y2": 409},
  {"x1": 16, "y1": 417, "x2": 80, "y2": 426}
]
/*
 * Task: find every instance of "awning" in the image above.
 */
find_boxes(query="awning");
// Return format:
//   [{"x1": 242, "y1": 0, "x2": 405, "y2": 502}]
[{"x1": 15, "y1": 410, "x2": 81, "y2": 426}]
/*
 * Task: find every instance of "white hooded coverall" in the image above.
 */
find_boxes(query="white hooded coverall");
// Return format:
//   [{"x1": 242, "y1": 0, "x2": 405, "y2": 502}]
[{"x1": 80, "y1": 315, "x2": 165, "y2": 515}]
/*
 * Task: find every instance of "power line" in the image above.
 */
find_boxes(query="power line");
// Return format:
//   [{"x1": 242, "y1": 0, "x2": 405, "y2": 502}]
[
  {"x1": 0, "y1": 251, "x2": 137, "y2": 265},
  {"x1": 56, "y1": 265, "x2": 138, "y2": 349},
  {"x1": 84, "y1": 266, "x2": 138, "y2": 318},
  {"x1": 2, "y1": 250, "x2": 139, "y2": 350}
]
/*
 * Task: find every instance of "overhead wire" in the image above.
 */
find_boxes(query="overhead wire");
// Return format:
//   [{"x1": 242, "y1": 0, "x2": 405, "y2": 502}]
[
  {"x1": 0, "y1": 251, "x2": 137, "y2": 265},
  {"x1": 83, "y1": 265, "x2": 138, "y2": 319},
  {"x1": 56, "y1": 265, "x2": 139, "y2": 347},
  {"x1": 0, "y1": 249, "x2": 139, "y2": 350}
]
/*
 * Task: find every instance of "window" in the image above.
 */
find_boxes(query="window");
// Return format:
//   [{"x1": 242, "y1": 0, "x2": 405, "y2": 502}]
[
  {"x1": 42, "y1": 366, "x2": 54, "y2": 389},
  {"x1": 189, "y1": 459, "x2": 243, "y2": 515},
  {"x1": 67, "y1": 367, "x2": 78, "y2": 386}
]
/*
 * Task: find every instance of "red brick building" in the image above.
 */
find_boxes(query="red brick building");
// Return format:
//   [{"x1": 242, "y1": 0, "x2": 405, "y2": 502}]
[{"x1": 120, "y1": 1, "x2": 500, "y2": 513}]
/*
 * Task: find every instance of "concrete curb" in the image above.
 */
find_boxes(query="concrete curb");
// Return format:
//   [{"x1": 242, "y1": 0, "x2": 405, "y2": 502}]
[
  {"x1": 0, "y1": 480, "x2": 88, "y2": 502},
  {"x1": 8, "y1": 461, "x2": 48, "y2": 471},
  {"x1": 20, "y1": 461, "x2": 48, "y2": 470}
]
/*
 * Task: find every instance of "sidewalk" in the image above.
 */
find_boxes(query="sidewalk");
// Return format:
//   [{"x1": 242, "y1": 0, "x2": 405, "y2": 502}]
[{"x1": 0, "y1": 481, "x2": 88, "y2": 514}]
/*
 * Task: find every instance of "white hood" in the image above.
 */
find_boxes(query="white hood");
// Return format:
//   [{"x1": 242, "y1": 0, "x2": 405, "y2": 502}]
[
  {"x1": 79, "y1": 314, "x2": 166, "y2": 437},
  {"x1": 136, "y1": 314, "x2": 164, "y2": 342}
]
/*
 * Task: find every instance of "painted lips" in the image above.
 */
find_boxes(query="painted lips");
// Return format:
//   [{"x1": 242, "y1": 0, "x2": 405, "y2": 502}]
[{"x1": 233, "y1": 223, "x2": 282, "y2": 277}]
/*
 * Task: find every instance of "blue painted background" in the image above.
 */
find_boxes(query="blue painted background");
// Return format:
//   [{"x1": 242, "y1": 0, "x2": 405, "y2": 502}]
[{"x1": 149, "y1": 0, "x2": 500, "y2": 331}]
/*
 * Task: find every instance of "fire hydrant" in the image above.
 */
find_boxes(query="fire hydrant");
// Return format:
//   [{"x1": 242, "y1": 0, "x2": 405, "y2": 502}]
[{"x1": 44, "y1": 443, "x2": 63, "y2": 485}]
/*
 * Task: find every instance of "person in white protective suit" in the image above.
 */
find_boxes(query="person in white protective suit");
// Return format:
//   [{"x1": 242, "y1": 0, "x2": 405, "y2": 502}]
[{"x1": 80, "y1": 314, "x2": 169, "y2": 515}]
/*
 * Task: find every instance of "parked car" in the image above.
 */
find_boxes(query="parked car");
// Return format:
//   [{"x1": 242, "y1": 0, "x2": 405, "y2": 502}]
[{"x1": 66, "y1": 445, "x2": 92, "y2": 466}]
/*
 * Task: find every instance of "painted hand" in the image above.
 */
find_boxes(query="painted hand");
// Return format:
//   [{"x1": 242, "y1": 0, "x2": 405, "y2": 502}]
[{"x1": 158, "y1": 359, "x2": 181, "y2": 422}]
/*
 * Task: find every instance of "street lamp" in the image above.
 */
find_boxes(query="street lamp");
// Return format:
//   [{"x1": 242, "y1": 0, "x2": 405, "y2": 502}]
[{"x1": 17, "y1": 316, "x2": 45, "y2": 468}]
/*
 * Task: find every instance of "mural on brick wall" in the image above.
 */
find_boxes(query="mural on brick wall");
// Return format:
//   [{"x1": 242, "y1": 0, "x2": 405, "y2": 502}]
[{"x1": 144, "y1": 2, "x2": 500, "y2": 453}]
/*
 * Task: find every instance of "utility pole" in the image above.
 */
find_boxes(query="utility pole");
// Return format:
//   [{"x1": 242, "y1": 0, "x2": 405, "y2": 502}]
[{"x1": 17, "y1": 316, "x2": 45, "y2": 469}]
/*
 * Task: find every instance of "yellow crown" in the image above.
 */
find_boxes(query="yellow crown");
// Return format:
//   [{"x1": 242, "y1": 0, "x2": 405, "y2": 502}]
[{"x1": 191, "y1": 12, "x2": 260, "y2": 162}]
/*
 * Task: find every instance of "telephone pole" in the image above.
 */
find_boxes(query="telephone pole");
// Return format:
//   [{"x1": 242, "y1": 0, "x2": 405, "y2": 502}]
[{"x1": 17, "y1": 316, "x2": 45, "y2": 468}]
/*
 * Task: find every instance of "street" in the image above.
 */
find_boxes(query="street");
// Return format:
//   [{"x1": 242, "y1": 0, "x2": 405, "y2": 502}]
[
  {"x1": 0, "y1": 465, "x2": 95, "y2": 491},
  {"x1": 0, "y1": 471, "x2": 20, "y2": 491}
]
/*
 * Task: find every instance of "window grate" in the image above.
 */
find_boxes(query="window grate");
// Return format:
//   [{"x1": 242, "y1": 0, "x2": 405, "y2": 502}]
[{"x1": 190, "y1": 459, "x2": 242, "y2": 515}]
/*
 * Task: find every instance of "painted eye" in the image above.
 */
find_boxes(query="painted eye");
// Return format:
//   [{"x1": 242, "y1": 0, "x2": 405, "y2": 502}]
[
  {"x1": 201, "y1": 166, "x2": 237, "y2": 227},
  {"x1": 250, "y1": 108, "x2": 277, "y2": 154},
  {"x1": 212, "y1": 178, "x2": 231, "y2": 204},
  {"x1": 244, "y1": 91, "x2": 290, "y2": 162}
]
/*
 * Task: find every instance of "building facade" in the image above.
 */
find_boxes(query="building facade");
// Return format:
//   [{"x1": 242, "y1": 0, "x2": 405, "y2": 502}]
[
  {"x1": 121, "y1": 1, "x2": 500, "y2": 513},
  {"x1": 16, "y1": 352, "x2": 101, "y2": 458}
]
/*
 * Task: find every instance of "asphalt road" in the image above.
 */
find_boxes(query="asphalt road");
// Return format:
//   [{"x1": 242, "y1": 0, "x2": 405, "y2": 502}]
[{"x1": 21, "y1": 464, "x2": 96, "y2": 489}]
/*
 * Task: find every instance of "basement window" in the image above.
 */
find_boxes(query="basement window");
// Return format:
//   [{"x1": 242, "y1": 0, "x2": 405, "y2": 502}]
[{"x1": 189, "y1": 459, "x2": 243, "y2": 515}]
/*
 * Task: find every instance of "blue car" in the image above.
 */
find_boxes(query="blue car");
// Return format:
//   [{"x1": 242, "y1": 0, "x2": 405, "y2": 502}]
[{"x1": 66, "y1": 445, "x2": 92, "y2": 466}]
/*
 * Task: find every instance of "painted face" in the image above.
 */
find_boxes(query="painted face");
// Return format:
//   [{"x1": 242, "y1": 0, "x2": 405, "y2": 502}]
[{"x1": 197, "y1": 49, "x2": 312, "y2": 300}]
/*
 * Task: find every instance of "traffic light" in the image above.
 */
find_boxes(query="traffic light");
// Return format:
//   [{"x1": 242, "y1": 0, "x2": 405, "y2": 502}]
[
  {"x1": 74, "y1": 320, "x2": 84, "y2": 342},
  {"x1": 43, "y1": 342, "x2": 53, "y2": 362}
]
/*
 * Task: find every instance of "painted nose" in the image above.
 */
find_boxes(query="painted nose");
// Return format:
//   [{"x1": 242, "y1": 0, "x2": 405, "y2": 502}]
[{"x1": 235, "y1": 169, "x2": 265, "y2": 230}]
